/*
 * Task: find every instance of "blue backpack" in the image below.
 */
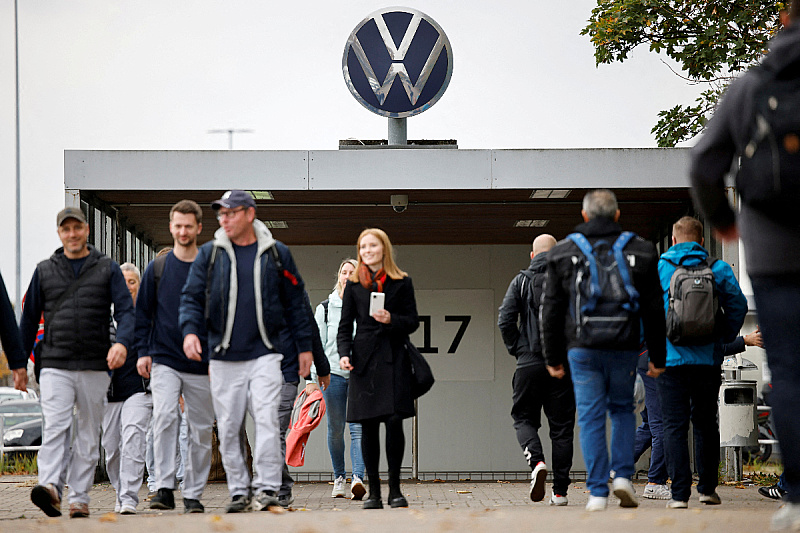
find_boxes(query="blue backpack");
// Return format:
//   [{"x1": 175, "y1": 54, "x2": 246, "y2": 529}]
[{"x1": 566, "y1": 232, "x2": 640, "y2": 347}]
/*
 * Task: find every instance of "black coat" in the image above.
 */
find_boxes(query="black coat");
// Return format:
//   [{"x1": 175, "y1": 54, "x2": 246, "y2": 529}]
[{"x1": 337, "y1": 276, "x2": 419, "y2": 422}]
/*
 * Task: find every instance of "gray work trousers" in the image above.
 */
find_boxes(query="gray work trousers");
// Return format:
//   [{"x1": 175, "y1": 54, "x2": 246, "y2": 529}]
[
  {"x1": 39, "y1": 369, "x2": 110, "y2": 505},
  {"x1": 210, "y1": 354, "x2": 283, "y2": 498},
  {"x1": 150, "y1": 363, "x2": 213, "y2": 500},
  {"x1": 102, "y1": 392, "x2": 153, "y2": 509}
]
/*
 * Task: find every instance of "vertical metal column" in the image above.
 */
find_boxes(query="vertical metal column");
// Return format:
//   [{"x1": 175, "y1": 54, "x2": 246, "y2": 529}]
[
  {"x1": 412, "y1": 399, "x2": 419, "y2": 479},
  {"x1": 388, "y1": 118, "x2": 407, "y2": 146},
  {"x1": 14, "y1": 0, "x2": 21, "y2": 320}
]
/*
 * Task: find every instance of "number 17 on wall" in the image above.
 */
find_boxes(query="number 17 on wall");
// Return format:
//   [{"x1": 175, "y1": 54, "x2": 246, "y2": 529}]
[{"x1": 416, "y1": 315, "x2": 471, "y2": 354}]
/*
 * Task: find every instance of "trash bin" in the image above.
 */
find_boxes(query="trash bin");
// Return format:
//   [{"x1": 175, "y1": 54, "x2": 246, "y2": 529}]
[{"x1": 719, "y1": 380, "x2": 758, "y2": 447}]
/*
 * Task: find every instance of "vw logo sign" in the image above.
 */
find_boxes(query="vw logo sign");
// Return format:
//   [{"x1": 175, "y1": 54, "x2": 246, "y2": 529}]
[{"x1": 343, "y1": 7, "x2": 453, "y2": 118}]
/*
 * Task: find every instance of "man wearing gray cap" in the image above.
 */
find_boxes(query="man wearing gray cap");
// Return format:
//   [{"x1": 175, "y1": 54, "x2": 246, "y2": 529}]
[
  {"x1": 18, "y1": 207, "x2": 135, "y2": 518},
  {"x1": 180, "y1": 190, "x2": 314, "y2": 513}
]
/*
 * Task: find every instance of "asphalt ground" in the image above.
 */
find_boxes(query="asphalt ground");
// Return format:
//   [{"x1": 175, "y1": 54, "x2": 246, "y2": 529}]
[{"x1": 0, "y1": 475, "x2": 785, "y2": 533}]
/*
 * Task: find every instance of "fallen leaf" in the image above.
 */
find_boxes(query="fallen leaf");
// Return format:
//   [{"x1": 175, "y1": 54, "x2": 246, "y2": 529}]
[
  {"x1": 456, "y1": 491, "x2": 472, "y2": 494},
  {"x1": 99, "y1": 512, "x2": 117, "y2": 522},
  {"x1": 269, "y1": 506, "x2": 287, "y2": 514}
]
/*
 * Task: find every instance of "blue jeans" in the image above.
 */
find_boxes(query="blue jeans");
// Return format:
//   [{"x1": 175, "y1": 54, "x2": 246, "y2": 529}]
[
  {"x1": 656, "y1": 365, "x2": 720, "y2": 502},
  {"x1": 568, "y1": 348, "x2": 638, "y2": 497},
  {"x1": 323, "y1": 374, "x2": 364, "y2": 479},
  {"x1": 751, "y1": 274, "x2": 800, "y2": 504},
  {"x1": 634, "y1": 368, "x2": 668, "y2": 484}
]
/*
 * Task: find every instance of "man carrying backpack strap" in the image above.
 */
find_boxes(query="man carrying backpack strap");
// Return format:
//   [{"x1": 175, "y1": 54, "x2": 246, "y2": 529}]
[
  {"x1": 657, "y1": 217, "x2": 747, "y2": 510},
  {"x1": 689, "y1": 3, "x2": 800, "y2": 530},
  {"x1": 540, "y1": 189, "x2": 666, "y2": 512}
]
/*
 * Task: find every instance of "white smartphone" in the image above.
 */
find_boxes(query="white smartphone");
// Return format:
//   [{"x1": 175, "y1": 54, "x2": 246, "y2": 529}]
[{"x1": 369, "y1": 292, "x2": 385, "y2": 316}]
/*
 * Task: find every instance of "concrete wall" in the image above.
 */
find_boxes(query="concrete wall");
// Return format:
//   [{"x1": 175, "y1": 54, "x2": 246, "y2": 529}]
[{"x1": 283, "y1": 243, "x2": 577, "y2": 478}]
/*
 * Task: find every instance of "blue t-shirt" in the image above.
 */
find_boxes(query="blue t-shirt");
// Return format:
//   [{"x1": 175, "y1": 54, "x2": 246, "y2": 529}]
[
  {"x1": 135, "y1": 252, "x2": 208, "y2": 374},
  {"x1": 224, "y1": 242, "x2": 269, "y2": 361}
]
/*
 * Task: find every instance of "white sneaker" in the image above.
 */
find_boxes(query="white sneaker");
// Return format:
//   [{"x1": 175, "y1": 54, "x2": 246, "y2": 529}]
[
  {"x1": 771, "y1": 502, "x2": 800, "y2": 531},
  {"x1": 120, "y1": 505, "x2": 137, "y2": 515},
  {"x1": 351, "y1": 476, "x2": 366, "y2": 501},
  {"x1": 642, "y1": 483, "x2": 672, "y2": 500},
  {"x1": 667, "y1": 499, "x2": 689, "y2": 509},
  {"x1": 586, "y1": 496, "x2": 608, "y2": 511},
  {"x1": 549, "y1": 492, "x2": 568, "y2": 506},
  {"x1": 612, "y1": 477, "x2": 638, "y2": 508},
  {"x1": 332, "y1": 476, "x2": 346, "y2": 498},
  {"x1": 529, "y1": 461, "x2": 547, "y2": 502}
]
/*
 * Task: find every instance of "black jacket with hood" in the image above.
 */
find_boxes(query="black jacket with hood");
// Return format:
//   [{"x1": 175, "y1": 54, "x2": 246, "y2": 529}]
[
  {"x1": 539, "y1": 217, "x2": 666, "y2": 369},
  {"x1": 498, "y1": 252, "x2": 548, "y2": 368},
  {"x1": 690, "y1": 23, "x2": 800, "y2": 276}
]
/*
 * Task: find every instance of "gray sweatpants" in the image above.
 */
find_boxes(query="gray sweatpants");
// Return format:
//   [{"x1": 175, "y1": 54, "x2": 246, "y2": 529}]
[
  {"x1": 210, "y1": 354, "x2": 283, "y2": 498},
  {"x1": 150, "y1": 363, "x2": 213, "y2": 500},
  {"x1": 39, "y1": 369, "x2": 110, "y2": 505},
  {"x1": 102, "y1": 392, "x2": 152, "y2": 509}
]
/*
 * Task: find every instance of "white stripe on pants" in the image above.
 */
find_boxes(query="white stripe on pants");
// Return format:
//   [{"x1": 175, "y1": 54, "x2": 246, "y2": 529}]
[
  {"x1": 102, "y1": 392, "x2": 152, "y2": 508},
  {"x1": 210, "y1": 354, "x2": 283, "y2": 497},
  {"x1": 150, "y1": 363, "x2": 214, "y2": 500},
  {"x1": 39, "y1": 369, "x2": 110, "y2": 505}
]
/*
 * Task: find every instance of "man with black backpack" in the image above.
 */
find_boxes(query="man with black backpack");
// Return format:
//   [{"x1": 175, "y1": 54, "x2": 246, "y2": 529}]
[
  {"x1": 135, "y1": 199, "x2": 213, "y2": 514},
  {"x1": 498, "y1": 234, "x2": 575, "y2": 506},
  {"x1": 540, "y1": 190, "x2": 666, "y2": 512},
  {"x1": 690, "y1": 3, "x2": 800, "y2": 529},
  {"x1": 656, "y1": 216, "x2": 747, "y2": 510},
  {"x1": 180, "y1": 190, "x2": 314, "y2": 513}
]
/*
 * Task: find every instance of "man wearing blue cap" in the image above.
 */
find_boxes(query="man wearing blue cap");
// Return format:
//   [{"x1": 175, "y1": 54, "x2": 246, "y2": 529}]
[{"x1": 180, "y1": 190, "x2": 314, "y2": 513}]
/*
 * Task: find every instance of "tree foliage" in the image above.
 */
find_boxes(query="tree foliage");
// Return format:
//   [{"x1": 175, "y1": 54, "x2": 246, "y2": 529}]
[{"x1": 582, "y1": 1, "x2": 786, "y2": 146}]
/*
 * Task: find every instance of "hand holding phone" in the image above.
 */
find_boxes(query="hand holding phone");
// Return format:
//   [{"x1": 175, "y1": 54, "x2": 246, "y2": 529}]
[{"x1": 369, "y1": 292, "x2": 385, "y2": 317}]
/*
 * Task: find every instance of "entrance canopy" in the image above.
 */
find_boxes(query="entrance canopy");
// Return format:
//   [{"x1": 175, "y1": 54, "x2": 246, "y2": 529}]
[{"x1": 65, "y1": 148, "x2": 694, "y2": 250}]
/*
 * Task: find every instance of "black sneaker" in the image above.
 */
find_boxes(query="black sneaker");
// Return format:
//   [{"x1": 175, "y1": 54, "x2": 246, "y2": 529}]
[
  {"x1": 252, "y1": 490, "x2": 280, "y2": 511},
  {"x1": 150, "y1": 488, "x2": 175, "y2": 510},
  {"x1": 225, "y1": 494, "x2": 252, "y2": 513},
  {"x1": 759, "y1": 484, "x2": 787, "y2": 500},
  {"x1": 183, "y1": 498, "x2": 205, "y2": 514},
  {"x1": 277, "y1": 493, "x2": 294, "y2": 508}
]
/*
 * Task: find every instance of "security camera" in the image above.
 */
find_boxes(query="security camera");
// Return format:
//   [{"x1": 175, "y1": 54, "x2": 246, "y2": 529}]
[{"x1": 391, "y1": 194, "x2": 408, "y2": 213}]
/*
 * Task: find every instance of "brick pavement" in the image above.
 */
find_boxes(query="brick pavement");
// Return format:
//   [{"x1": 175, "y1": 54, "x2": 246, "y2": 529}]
[{"x1": 0, "y1": 475, "x2": 784, "y2": 532}]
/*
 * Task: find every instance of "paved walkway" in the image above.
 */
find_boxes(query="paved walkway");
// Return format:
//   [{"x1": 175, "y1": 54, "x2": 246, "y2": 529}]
[{"x1": 0, "y1": 475, "x2": 783, "y2": 532}]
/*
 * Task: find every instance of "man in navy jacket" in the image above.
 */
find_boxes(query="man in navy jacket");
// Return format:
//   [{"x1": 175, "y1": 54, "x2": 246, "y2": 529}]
[{"x1": 180, "y1": 190, "x2": 313, "y2": 513}]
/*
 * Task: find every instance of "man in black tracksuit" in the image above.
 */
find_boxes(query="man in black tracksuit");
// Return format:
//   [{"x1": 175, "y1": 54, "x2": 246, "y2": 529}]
[{"x1": 498, "y1": 234, "x2": 575, "y2": 506}]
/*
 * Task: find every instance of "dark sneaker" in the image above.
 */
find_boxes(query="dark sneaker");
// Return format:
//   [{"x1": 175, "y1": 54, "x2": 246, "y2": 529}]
[
  {"x1": 277, "y1": 493, "x2": 294, "y2": 508},
  {"x1": 252, "y1": 490, "x2": 280, "y2": 511},
  {"x1": 389, "y1": 495, "x2": 408, "y2": 508},
  {"x1": 150, "y1": 488, "x2": 175, "y2": 510},
  {"x1": 363, "y1": 497, "x2": 383, "y2": 509},
  {"x1": 69, "y1": 502, "x2": 90, "y2": 518},
  {"x1": 183, "y1": 498, "x2": 205, "y2": 514},
  {"x1": 225, "y1": 494, "x2": 252, "y2": 513},
  {"x1": 31, "y1": 484, "x2": 62, "y2": 517},
  {"x1": 759, "y1": 484, "x2": 787, "y2": 500},
  {"x1": 529, "y1": 461, "x2": 547, "y2": 502}
]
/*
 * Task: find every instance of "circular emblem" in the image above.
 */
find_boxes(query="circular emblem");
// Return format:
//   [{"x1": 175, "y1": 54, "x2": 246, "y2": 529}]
[{"x1": 343, "y1": 7, "x2": 453, "y2": 118}]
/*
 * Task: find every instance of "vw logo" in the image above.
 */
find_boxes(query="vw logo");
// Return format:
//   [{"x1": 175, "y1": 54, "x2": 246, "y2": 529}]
[{"x1": 343, "y1": 7, "x2": 453, "y2": 118}]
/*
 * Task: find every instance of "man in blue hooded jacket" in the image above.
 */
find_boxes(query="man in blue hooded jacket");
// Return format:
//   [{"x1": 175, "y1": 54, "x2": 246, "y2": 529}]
[{"x1": 656, "y1": 216, "x2": 747, "y2": 509}]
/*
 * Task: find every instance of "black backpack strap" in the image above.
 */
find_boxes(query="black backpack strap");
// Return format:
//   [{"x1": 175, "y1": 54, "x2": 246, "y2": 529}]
[
  {"x1": 268, "y1": 244, "x2": 299, "y2": 286},
  {"x1": 321, "y1": 299, "x2": 330, "y2": 324},
  {"x1": 204, "y1": 246, "x2": 219, "y2": 322},
  {"x1": 152, "y1": 253, "x2": 168, "y2": 294}
]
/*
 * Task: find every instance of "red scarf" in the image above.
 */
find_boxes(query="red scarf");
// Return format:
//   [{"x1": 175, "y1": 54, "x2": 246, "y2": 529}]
[{"x1": 359, "y1": 263, "x2": 387, "y2": 292}]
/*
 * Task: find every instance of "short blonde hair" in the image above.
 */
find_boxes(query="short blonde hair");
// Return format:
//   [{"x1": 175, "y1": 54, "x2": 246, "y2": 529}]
[{"x1": 350, "y1": 228, "x2": 407, "y2": 282}]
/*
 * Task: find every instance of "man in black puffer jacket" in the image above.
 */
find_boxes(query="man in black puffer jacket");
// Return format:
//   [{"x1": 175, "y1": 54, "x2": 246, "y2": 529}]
[
  {"x1": 17, "y1": 207, "x2": 135, "y2": 519},
  {"x1": 498, "y1": 234, "x2": 575, "y2": 506},
  {"x1": 540, "y1": 189, "x2": 666, "y2": 512}
]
